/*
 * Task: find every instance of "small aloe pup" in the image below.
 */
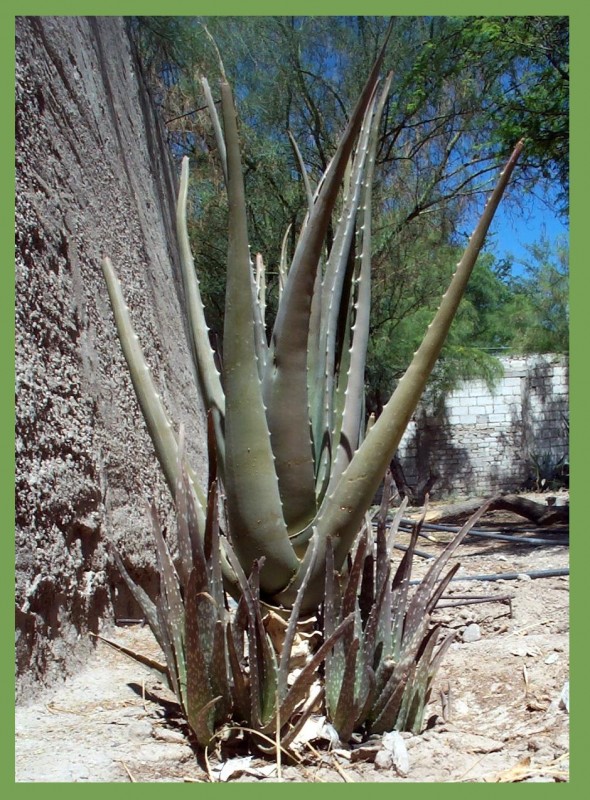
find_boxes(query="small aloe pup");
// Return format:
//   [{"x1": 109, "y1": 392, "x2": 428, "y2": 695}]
[{"x1": 102, "y1": 29, "x2": 522, "y2": 614}]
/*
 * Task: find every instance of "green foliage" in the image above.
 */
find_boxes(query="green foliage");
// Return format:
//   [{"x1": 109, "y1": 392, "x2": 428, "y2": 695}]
[
  {"x1": 131, "y1": 15, "x2": 568, "y2": 360},
  {"x1": 505, "y1": 234, "x2": 569, "y2": 355}
]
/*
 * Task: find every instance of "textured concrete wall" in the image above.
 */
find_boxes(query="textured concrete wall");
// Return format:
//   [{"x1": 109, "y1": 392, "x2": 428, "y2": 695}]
[
  {"x1": 15, "y1": 17, "x2": 208, "y2": 701},
  {"x1": 398, "y1": 355, "x2": 569, "y2": 497}
]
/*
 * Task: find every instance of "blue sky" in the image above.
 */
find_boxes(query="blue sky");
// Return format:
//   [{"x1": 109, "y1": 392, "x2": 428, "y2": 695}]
[{"x1": 490, "y1": 200, "x2": 568, "y2": 273}]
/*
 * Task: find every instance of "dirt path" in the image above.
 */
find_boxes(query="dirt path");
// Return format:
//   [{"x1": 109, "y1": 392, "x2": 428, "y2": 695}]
[{"x1": 15, "y1": 505, "x2": 569, "y2": 783}]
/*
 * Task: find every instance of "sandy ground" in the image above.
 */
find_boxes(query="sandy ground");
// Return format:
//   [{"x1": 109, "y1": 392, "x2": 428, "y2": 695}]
[{"x1": 15, "y1": 501, "x2": 569, "y2": 783}]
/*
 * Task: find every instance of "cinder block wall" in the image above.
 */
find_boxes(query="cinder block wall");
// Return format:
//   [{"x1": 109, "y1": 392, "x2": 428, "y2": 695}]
[{"x1": 398, "y1": 355, "x2": 569, "y2": 498}]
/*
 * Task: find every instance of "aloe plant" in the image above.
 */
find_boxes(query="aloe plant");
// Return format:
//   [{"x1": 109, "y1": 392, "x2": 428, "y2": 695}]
[
  {"x1": 106, "y1": 423, "x2": 354, "y2": 747},
  {"x1": 102, "y1": 34, "x2": 522, "y2": 615},
  {"x1": 323, "y1": 500, "x2": 493, "y2": 739}
]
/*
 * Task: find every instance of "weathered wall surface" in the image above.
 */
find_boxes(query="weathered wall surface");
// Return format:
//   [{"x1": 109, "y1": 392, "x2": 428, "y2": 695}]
[
  {"x1": 15, "y1": 17, "x2": 208, "y2": 701},
  {"x1": 398, "y1": 355, "x2": 569, "y2": 498}
]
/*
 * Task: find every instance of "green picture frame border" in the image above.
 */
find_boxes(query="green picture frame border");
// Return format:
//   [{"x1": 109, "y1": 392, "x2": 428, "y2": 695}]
[{"x1": 5, "y1": 1, "x2": 583, "y2": 793}]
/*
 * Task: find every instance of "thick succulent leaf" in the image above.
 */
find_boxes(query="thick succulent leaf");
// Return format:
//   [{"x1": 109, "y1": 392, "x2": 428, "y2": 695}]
[
  {"x1": 362, "y1": 564, "x2": 392, "y2": 670},
  {"x1": 324, "y1": 539, "x2": 345, "y2": 712},
  {"x1": 263, "y1": 30, "x2": 392, "y2": 535},
  {"x1": 110, "y1": 545, "x2": 163, "y2": 649},
  {"x1": 278, "y1": 537, "x2": 320, "y2": 698},
  {"x1": 177, "y1": 157, "x2": 226, "y2": 477},
  {"x1": 391, "y1": 664, "x2": 418, "y2": 733},
  {"x1": 156, "y1": 601, "x2": 182, "y2": 705},
  {"x1": 369, "y1": 663, "x2": 413, "y2": 734},
  {"x1": 177, "y1": 464, "x2": 209, "y2": 596},
  {"x1": 149, "y1": 504, "x2": 187, "y2": 704},
  {"x1": 330, "y1": 74, "x2": 394, "y2": 484},
  {"x1": 174, "y1": 427, "x2": 195, "y2": 590},
  {"x1": 268, "y1": 612, "x2": 356, "y2": 733},
  {"x1": 372, "y1": 614, "x2": 429, "y2": 724},
  {"x1": 333, "y1": 637, "x2": 360, "y2": 739},
  {"x1": 223, "y1": 548, "x2": 267, "y2": 726},
  {"x1": 387, "y1": 496, "x2": 409, "y2": 554},
  {"x1": 220, "y1": 81, "x2": 298, "y2": 592},
  {"x1": 184, "y1": 569, "x2": 216, "y2": 740},
  {"x1": 200, "y1": 76, "x2": 228, "y2": 186},
  {"x1": 281, "y1": 141, "x2": 524, "y2": 605},
  {"x1": 390, "y1": 524, "x2": 420, "y2": 659},
  {"x1": 226, "y1": 621, "x2": 250, "y2": 722},
  {"x1": 402, "y1": 625, "x2": 442, "y2": 732},
  {"x1": 251, "y1": 253, "x2": 269, "y2": 380},
  {"x1": 404, "y1": 501, "x2": 492, "y2": 635},
  {"x1": 341, "y1": 527, "x2": 368, "y2": 620},
  {"x1": 101, "y1": 257, "x2": 206, "y2": 521},
  {"x1": 315, "y1": 98, "x2": 376, "y2": 471},
  {"x1": 94, "y1": 634, "x2": 169, "y2": 686},
  {"x1": 288, "y1": 130, "x2": 314, "y2": 213},
  {"x1": 359, "y1": 539, "x2": 375, "y2": 626},
  {"x1": 148, "y1": 503, "x2": 184, "y2": 637},
  {"x1": 209, "y1": 619, "x2": 231, "y2": 723}
]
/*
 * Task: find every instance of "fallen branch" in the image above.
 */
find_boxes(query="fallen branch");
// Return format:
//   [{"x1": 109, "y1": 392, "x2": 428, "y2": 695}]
[{"x1": 422, "y1": 495, "x2": 568, "y2": 526}]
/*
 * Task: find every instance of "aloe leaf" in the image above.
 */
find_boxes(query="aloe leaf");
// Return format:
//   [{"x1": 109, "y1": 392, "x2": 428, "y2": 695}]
[
  {"x1": 177, "y1": 461, "x2": 209, "y2": 596},
  {"x1": 174, "y1": 426, "x2": 195, "y2": 589},
  {"x1": 263, "y1": 32, "x2": 392, "y2": 535},
  {"x1": 315, "y1": 94, "x2": 376, "y2": 469},
  {"x1": 390, "y1": 523, "x2": 420, "y2": 660},
  {"x1": 220, "y1": 81, "x2": 298, "y2": 591},
  {"x1": 281, "y1": 141, "x2": 524, "y2": 607},
  {"x1": 101, "y1": 257, "x2": 207, "y2": 521},
  {"x1": 177, "y1": 156, "x2": 226, "y2": 476},
  {"x1": 189, "y1": 695, "x2": 223, "y2": 748},
  {"x1": 333, "y1": 637, "x2": 360, "y2": 739},
  {"x1": 148, "y1": 503, "x2": 187, "y2": 704},
  {"x1": 278, "y1": 536, "x2": 319, "y2": 699},
  {"x1": 369, "y1": 663, "x2": 413, "y2": 734},
  {"x1": 226, "y1": 620, "x2": 250, "y2": 722},
  {"x1": 371, "y1": 612, "x2": 429, "y2": 725},
  {"x1": 200, "y1": 76, "x2": 228, "y2": 187},
  {"x1": 323, "y1": 539, "x2": 344, "y2": 713},
  {"x1": 109, "y1": 544, "x2": 163, "y2": 649},
  {"x1": 184, "y1": 569, "x2": 216, "y2": 742},
  {"x1": 391, "y1": 663, "x2": 418, "y2": 732},
  {"x1": 341, "y1": 527, "x2": 368, "y2": 620},
  {"x1": 278, "y1": 224, "x2": 292, "y2": 300},
  {"x1": 156, "y1": 600, "x2": 182, "y2": 705},
  {"x1": 404, "y1": 500, "x2": 492, "y2": 634},
  {"x1": 402, "y1": 626, "x2": 441, "y2": 732},
  {"x1": 209, "y1": 619, "x2": 231, "y2": 723},
  {"x1": 288, "y1": 130, "x2": 314, "y2": 213},
  {"x1": 387, "y1": 496, "x2": 409, "y2": 554},
  {"x1": 362, "y1": 563, "x2": 392, "y2": 670},
  {"x1": 94, "y1": 634, "x2": 169, "y2": 685},
  {"x1": 251, "y1": 252, "x2": 269, "y2": 379},
  {"x1": 269, "y1": 612, "x2": 355, "y2": 733},
  {"x1": 330, "y1": 75, "x2": 393, "y2": 483},
  {"x1": 359, "y1": 537, "x2": 375, "y2": 626},
  {"x1": 223, "y1": 547, "x2": 267, "y2": 727}
]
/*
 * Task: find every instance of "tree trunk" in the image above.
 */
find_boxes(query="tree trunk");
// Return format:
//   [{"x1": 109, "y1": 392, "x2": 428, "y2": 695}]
[{"x1": 424, "y1": 494, "x2": 568, "y2": 526}]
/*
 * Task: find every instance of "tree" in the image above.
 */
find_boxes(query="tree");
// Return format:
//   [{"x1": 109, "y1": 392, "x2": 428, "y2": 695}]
[
  {"x1": 505, "y1": 234, "x2": 569, "y2": 354},
  {"x1": 130, "y1": 14, "x2": 568, "y2": 405}
]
